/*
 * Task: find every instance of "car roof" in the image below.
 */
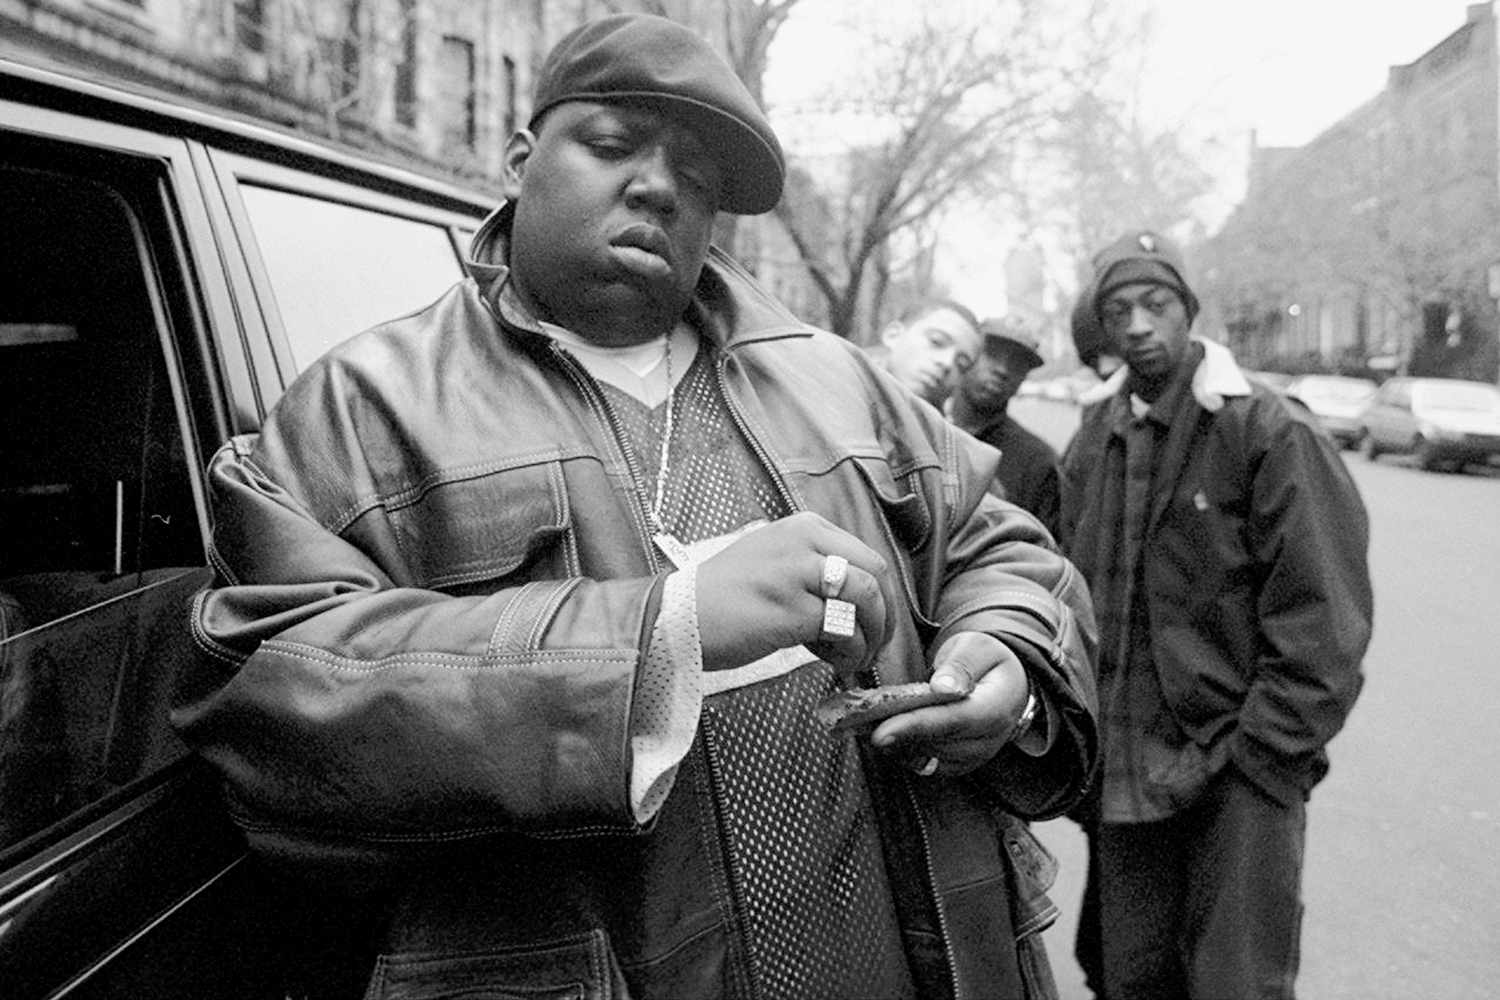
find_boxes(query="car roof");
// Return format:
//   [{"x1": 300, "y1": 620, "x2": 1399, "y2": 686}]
[{"x1": 0, "y1": 55, "x2": 501, "y2": 215}]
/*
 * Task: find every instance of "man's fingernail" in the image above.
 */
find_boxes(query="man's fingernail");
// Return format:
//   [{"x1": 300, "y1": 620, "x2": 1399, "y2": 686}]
[{"x1": 932, "y1": 675, "x2": 962, "y2": 695}]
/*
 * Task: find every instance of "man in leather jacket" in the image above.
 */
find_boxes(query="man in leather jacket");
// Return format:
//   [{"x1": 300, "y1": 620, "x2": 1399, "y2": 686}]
[
  {"x1": 175, "y1": 15, "x2": 1098, "y2": 999},
  {"x1": 1060, "y1": 230, "x2": 1371, "y2": 1000}
]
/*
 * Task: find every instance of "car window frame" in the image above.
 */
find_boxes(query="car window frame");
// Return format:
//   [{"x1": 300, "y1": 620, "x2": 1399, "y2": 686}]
[{"x1": 206, "y1": 148, "x2": 490, "y2": 404}]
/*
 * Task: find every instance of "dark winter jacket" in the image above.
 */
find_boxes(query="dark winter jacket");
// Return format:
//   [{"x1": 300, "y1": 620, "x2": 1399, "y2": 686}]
[{"x1": 1061, "y1": 339, "x2": 1369, "y2": 808}]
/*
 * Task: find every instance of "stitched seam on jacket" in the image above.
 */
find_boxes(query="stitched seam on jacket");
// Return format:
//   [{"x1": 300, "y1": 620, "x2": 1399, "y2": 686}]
[
  {"x1": 382, "y1": 448, "x2": 572, "y2": 511},
  {"x1": 529, "y1": 579, "x2": 582, "y2": 650},
  {"x1": 189, "y1": 590, "x2": 250, "y2": 667},
  {"x1": 943, "y1": 591, "x2": 1059, "y2": 632},
  {"x1": 488, "y1": 581, "x2": 548, "y2": 657},
  {"x1": 486, "y1": 579, "x2": 582, "y2": 657},
  {"x1": 260, "y1": 638, "x2": 632, "y2": 673},
  {"x1": 231, "y1": 812, "x2": 636, "y2": 843},
  {"x1": 207, "y1": 544, "x2": 240, "y2": 586}
]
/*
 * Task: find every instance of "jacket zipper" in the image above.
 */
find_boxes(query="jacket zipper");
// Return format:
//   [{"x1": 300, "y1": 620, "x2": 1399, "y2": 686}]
[
  {"x1": 545, "y1": 341, "x2": 662, "y2": 572},
  {"x1": 699, "y1": 711, "x2": 763, "y2": 999},
  {"x1": 905, "y1": 779, "x2": 962, "y2": 998},
  {"x1": 713, "y1": 352, "x2": 802, "y2": 522}
]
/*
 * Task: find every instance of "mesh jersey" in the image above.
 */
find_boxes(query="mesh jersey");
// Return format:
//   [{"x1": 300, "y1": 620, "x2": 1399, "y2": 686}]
[{"x1": 599, "y1": 345, "x2": 916, "y2": 999}]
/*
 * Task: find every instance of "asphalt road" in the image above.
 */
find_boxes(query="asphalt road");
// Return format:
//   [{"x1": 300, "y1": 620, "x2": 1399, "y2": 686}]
[{"x1": 1008, "y1": 396, "x2": 1500, "y2": 1000}]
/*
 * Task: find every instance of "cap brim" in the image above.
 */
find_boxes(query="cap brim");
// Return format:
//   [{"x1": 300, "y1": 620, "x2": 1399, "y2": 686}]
[
  {"x1": 984, "y1": 335, "x2": 1044, "y2": 370},
  {"x1": 535, "y1": 92, "x2": 784, "y2": 215}
]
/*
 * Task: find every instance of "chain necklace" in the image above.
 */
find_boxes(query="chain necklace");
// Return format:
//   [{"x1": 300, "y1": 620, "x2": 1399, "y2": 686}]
[{"x1": 649, "y1": 332, "x2": 674, "y2": 527}]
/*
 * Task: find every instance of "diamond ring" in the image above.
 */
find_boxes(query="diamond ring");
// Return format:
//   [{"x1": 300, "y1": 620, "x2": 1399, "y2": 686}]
[
  {"x1": 822, "y1": 597, "x2": 857, "y2": 638},
  {"x1": 821, "y1": 553, "x2": 849, "y2": 599}
]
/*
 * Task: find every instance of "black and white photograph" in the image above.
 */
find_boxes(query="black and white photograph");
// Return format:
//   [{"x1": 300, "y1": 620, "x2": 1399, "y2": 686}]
[{"x1": 1, "y1": 2, "x2": 1495, "y2": 998}]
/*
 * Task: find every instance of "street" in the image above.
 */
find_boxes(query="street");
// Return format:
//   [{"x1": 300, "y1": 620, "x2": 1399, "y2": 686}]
[{"x1": 1009, "y1": 397, "x2": 1500, "y2": 1000}]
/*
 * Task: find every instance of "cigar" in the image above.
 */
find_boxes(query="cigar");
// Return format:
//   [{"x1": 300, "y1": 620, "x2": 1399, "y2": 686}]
[{"x1": 814, "y1": 682, "x2": 964, "y2": 733}]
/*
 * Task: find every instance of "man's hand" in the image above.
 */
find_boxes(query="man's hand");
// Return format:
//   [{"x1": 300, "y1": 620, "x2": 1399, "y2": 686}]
[
  {"x1": 869, "y1": 631, "x2": 1032, "y2": 776},
  {"x1": 695, "y1": 512, "x2": 891, "y2": 677}
]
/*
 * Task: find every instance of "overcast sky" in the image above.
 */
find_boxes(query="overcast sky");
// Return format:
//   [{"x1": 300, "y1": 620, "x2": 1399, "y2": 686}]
[
  {"x1": 1146, "y1": 0, "x2": 1472, "y2": 149},
  {"x1": 765, "y1": 0, "x2": 1480, "y2": 316}
]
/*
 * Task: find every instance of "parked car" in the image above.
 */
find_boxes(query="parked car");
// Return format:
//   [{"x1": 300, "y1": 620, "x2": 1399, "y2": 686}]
[
  {"x1": 1284, "y1": 373, "x2": 1378, "y2": 448},
  {"x1": 1359, "y1": 376, "x2": 1500, "y2": 471},
  {"x1": 0, "y1": 56, "x2": 495, "y2": 998},
  {"x1": 1244, "y1": 369, "x2": 1295, "y2": 394}
]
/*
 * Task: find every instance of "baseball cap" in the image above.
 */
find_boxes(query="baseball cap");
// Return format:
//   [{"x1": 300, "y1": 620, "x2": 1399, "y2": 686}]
[
  {"x1": 978, "y1": 315, "x2": 1044, "y2": 371},
  {"x1": 529, "y1": 14, "x2": 785, "y2": 215}
]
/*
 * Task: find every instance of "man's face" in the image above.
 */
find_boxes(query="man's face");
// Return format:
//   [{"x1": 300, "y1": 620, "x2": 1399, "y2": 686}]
[
  {"x1": 1099, "y1": 282, "x2": 1192, "y2": 387},
  {"x1": 959, "y1": 340, "x2": 1031, "y2": 414},
  {"x1": 503, "y1": 101, "x2": 722, "y2": 345},
  {"x1": 882, "y1": 307, "x2": 982, "y2": 406}
]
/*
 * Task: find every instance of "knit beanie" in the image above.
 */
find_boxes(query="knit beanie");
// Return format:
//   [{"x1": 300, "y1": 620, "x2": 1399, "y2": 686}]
[
  {"x1": 1069, "y1": 282, "x2": 1109, "y2": 367},
  {"x1": 1090, "y1": 230, "x2": 1199, "y2": 324}
]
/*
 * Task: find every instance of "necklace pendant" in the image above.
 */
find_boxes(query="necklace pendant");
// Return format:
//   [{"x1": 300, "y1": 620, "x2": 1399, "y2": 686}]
[{"x1": 653, "y1": 531, "x2": 693, "y2": 569}]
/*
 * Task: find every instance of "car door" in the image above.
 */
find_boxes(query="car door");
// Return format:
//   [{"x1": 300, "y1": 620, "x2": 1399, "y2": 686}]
[
  {"x1": 0, "y1": 102, "x2": 289, "y2": 998},
  {"x1": 1, "y1": 62, "x2": 492, "y2": 1000}
]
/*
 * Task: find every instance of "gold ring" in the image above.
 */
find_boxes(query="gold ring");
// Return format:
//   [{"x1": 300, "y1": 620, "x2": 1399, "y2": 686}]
[
  {"x1": 916, "y1": 756, "x2": 940, "y2": 777},
  {"x1": 821, "y1": 597, "x2": 857, "y2": 638},
  {"x1": 821, "y1": 553, "x2": 849, "y2": 599}
]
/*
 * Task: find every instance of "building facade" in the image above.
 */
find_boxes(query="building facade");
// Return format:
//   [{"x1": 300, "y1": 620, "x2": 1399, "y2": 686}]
[
  {"x1": 0, "y1": 1, "x2": 745, "y2": 190},
  {"x1": 1206, "y1": 2, "x2": 1500, "y2": 383}
]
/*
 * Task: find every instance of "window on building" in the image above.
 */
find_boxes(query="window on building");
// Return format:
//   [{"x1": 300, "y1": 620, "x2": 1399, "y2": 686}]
[
  {"x1": 338, "y1": 0, "x2": 365, "y2": 103},
  {"x1": 437, "y1": 35, "x2": 477, "y2": 152},
  {"x1": 234, "y1": 0, "x2": 266, "y2": 53},
  {"x1": 1449, "y1": 110, "x2": 1467, "y2": 164},
  {"x1": 394, "y1": 0, "x2": 419, "y2": 128},
  {"x1": 503, "y1": 54, "x2": 518, "y2": 141}
]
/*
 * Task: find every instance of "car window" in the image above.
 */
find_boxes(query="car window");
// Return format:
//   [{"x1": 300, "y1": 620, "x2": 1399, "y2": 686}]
[
  {"x1": 238, "y1": 184, "x2": 467, "y2": 370},
  {"x1": 0, "y1": 165, "x2": 207, "y2": 856}
]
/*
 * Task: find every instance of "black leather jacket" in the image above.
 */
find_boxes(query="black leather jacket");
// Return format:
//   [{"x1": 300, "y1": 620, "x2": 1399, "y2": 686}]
[{"x1": 177, "y1": 207, "x2": 1098, "y2": 999}]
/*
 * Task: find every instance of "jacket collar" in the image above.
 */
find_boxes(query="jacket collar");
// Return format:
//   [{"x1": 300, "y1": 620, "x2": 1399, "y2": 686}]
[
  {"x1": 1089, "y1": 335, "x2": 1251, "y2": 414},
  {"x1": 464, "y1": 202, "x2": 813, "y2": 352}
]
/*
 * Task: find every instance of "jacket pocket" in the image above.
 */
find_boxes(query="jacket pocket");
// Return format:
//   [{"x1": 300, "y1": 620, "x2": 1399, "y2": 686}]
[
  {"x1": 362, "y1": 930, "x2": 616, "y2": 1000},
  {"x1": 850, "y1": 455, "x2": 931, "y2": 552},
  {"x1": 998, "y1": 813, "x2": 1061, "y2": 939},
  {"x1": 387, "y1": 458, "x2": 574, "y2": 593}
]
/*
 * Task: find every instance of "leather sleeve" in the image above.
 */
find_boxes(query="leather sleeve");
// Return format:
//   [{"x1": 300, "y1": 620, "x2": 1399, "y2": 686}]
[
  {"x1": 925, "y1": 421, "x2": 1100, "y2": 820},
  {"x1": 176, "y1": 438, "x2": 657, "y2": 860}
]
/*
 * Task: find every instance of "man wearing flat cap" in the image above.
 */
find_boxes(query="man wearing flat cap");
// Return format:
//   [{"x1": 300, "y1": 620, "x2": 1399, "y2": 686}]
[
  {"x1": 950, "y1": 315, "x2": 1061, "y2": 538},
  {"x1": 177, "y1": 14, "x2": 1097, "y2": 999},
  {"x1": 1059, "y1": 229, "x2": 1370, "y2": 1000}
]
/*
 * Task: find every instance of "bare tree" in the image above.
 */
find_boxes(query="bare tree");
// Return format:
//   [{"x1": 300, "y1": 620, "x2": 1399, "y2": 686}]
[
  {"x1": 1018, "y1": 2, "x2": 1215, "y2": 289},
  {"x1": 769, "y1": 4, "x2": 1068, "y2": 341}
]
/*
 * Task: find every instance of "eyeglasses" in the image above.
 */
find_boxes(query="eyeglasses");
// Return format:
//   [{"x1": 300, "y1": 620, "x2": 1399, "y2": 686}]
[{"x1": 1100, "y1": 288, "x2": 1182, "y2": 331}]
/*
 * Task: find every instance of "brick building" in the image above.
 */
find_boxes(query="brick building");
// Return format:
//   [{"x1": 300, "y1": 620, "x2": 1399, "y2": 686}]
[
  {"x1": 0, "y1": 1, "x2": 746, "y2": 192},
  {"x1": 1206, "y1": 2, "x2": 1500, "y2": 382}
]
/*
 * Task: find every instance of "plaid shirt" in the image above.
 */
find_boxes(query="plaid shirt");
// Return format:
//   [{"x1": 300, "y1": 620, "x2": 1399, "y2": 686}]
[{"x1": 1091, "y1": 353, "x2": 1213, "y2": 823}]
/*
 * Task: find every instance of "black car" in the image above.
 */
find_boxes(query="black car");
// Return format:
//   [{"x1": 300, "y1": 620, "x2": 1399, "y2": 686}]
[{"x1": 0, "y1": 57, "x2": 493, "y2": 998}]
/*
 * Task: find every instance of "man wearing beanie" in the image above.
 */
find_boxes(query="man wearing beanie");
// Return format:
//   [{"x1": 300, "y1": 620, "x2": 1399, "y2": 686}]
[
  {"x1": 950, "y1": 315, "x2": 1061, "y2": 538},
  {"x1": 1059, "y1": 230, "x2": 1371, "y2": 999},
  {"x1": 177, "y1": 14, "x2": 1098, "y2": 999}
]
